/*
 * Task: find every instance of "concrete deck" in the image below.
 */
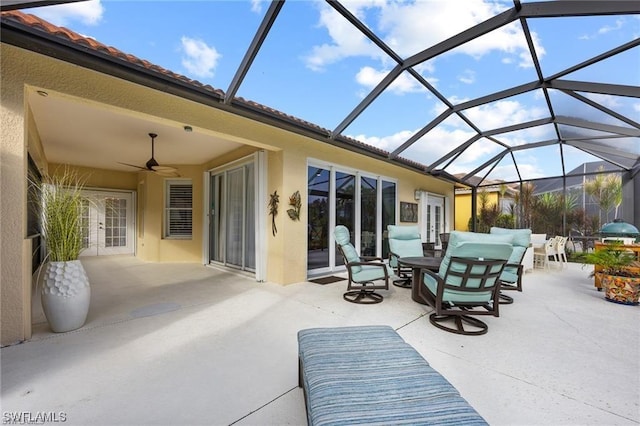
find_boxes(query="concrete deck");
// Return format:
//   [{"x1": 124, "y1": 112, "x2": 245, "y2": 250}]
[{"x1": 2, "y1": 256, "x2": 638, "y2": 425}]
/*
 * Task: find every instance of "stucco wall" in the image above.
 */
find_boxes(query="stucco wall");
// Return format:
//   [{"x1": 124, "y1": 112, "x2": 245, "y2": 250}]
[
  {"x1": 455, "y1": 191, "x2": 500, "y2": 231},
  {"x1": 1, "y1": 42, "x2": 455, "y2": 343},
  {"x1": 1, "y1": 44, "x2": 29, "y2": 346}
]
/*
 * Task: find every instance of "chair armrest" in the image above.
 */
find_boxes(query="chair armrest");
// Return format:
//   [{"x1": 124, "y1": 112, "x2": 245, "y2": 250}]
[
  {"x1": 349, "y1": 260, "x2": 385, "y2": 267},
  {"x1": 360, "y1": 255, "x2": 383, "y2": 261},
  {"x1": 419, "y1": 268, "x2": 443, "y2": 286}
]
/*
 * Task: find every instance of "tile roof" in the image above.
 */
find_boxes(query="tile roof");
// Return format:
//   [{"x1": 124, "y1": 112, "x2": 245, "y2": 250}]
[
  {"x1": 1, "y1": 10, "x2": 402, "y2": 164},
  {"x1": 1, "y1": 10, "x2": 225, "y2": 97}
]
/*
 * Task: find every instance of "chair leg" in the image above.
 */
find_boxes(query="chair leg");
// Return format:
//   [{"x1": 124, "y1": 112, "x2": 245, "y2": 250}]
[
  {"x1": 429, "y1": 313, "x2": 488, "y2": 336},
  {"x1": 499, "y1": 292, "x2": 514, "y2": 304},
  {"x1": 393, "y1": 277, "x2": 412, "y2": 288},
  {"x1": 343, "y1": 289, "x2": 383, "y2": 304}
]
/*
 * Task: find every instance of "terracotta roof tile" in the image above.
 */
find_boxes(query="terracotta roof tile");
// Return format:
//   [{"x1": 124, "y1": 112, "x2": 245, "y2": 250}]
[
  {"x1": 2, "y1": 10, "x2": 225, "y2": 97},
  {"x1": 1, "y1": 10, "x2": 402, "y2": 165}
]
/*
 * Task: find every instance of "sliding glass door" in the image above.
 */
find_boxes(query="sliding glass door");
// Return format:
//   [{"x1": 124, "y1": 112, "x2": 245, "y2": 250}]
[
  {"x1": 335, "y1": 172, "x2": 355, "y2": 267},
  {"x1": 307, "y1": 163, "x2": 396, "y2": 276},
  {"x1": 210, "y1": 162, "x2": 255, "y2": 272}
]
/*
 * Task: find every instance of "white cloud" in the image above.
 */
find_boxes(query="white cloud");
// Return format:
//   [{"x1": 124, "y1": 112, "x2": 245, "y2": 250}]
[
  {"x1": 458, "y1": 69, "x2": 476, "y2": 85},
  {"x1": 464, "y1": 99, "x2": 547, "y2": 131},
  {"x1": 303, "y1": 2, "x2": 382, "y2": 72},
  {"x1": 305, "y1": 0, "x2": 542, "y2": 94},
  {"x1": 584, "y1": 93, "x2": 622, "y2": 110},
  {"x1": 180, "y1": 37, "x2": 221, "y2": 79},
  {"x1": 351, "y1": 129, "x2": 415, "y2": 152},
  {"x1": 581, "y1": 17, "x2": 626, "y2": 40},
  {"x1": 349, "y1": 96, "x2": 555, "y2": 179},
  {"x1": 355, "y1": 66, "x2": 424, "y2": 94},
  {"x1": 251, "y1": 0, "x2": 265, "y2": 14},
  {"x1": 599, "y1": 18, "x2": 625, "y2": 35},
  {"x1": 31, "y1": 0, "x2": 104, "y2": 26}
]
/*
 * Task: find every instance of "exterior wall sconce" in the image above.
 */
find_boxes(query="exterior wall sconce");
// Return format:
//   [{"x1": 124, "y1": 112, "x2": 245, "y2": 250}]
[{"x1": 414, "y1": 189, "x2": 422, "y2": 201}]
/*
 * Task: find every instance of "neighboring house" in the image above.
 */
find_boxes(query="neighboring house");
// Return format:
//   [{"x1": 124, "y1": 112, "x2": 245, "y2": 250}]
[
  {"x1": 533, "y1": 161, "x2": 622, "y2": 222},
  {"x1": 454, "y1": 175, "x2": 517, "y2": 231},
  {"x1": 1, "y1": 12, "x2": 454, "y2": 345}
]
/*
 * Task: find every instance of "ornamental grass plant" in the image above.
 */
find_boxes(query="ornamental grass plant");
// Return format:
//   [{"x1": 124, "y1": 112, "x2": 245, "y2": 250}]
[{"x1": 38, "y1": 167, "x2": 88, "y2": 262}]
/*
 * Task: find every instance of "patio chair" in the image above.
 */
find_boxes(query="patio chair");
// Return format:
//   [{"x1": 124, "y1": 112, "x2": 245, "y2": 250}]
[
  {"x1": 388, "y1": 225, "x2": 424, "y2": 288},
  {"x1": 555, "y1": 236, "x2": 568, "y2": 267},
  {"x1": 418, "y1": 239, "x2": 513, "y2": 336},
  {"x1": 490, "y1": 227, "x2": 532, "y2": 304},
  {"x1": 334, "y1": 225, "x2": 390, "y2": 304},
  {"x1": 440, "y1": 232, "x2": 450, "y2": 252},
  {"x1": 534, "y1": 237, "x2": 558, "y2": 269}
]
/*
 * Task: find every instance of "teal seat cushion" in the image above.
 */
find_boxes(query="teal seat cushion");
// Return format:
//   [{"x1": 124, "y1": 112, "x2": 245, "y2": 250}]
[{"x1": 352, "y1": 264, "x2": 390, "y2": 283}]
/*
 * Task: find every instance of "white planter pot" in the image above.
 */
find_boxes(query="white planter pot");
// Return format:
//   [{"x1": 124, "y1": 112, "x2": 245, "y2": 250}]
[{"x1": 41, "y1": 260, "x2": 91, "y2": 333}]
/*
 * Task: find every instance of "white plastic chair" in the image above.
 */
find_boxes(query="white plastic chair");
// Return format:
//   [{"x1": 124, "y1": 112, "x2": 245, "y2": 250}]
[
  {"x1": 534, "y1": 237, "x2": 558, "y2": 270},
  {"x1": 554, "y1": 236, "x2": 568, "y2": 267}
]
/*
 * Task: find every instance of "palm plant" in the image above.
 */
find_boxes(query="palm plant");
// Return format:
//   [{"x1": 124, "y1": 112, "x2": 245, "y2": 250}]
[{"x1": 584, "y1": 168, "x2": 622, "y2": 227}]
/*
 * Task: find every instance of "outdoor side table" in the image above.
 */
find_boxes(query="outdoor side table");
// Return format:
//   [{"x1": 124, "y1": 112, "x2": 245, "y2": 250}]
[{"x1": 398, "y1": 256, "x2": 442, "y2": 304}]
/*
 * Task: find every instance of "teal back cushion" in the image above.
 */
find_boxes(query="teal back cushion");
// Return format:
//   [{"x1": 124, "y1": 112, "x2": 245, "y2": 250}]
[
  {"x1": 438, "y1": 231, "x2": 514, "y2": 276},
  {"x1": 334, "y1": 225, "x2": 361, "y2": 272},
  {"x1": 424, "y1": 241, "x2": 513, "y2": 302},
  {"x1": 490, "y1": 227, "x2": 532, "y2": 265},
  {"x1": 388, "y1": 225, "x2": 423, "y2": 260},
  {"x1": 444, "y1": 242, "x2": 513, "y2": 288}
]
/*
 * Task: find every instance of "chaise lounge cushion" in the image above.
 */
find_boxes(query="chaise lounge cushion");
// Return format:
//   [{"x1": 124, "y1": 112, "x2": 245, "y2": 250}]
[{"x1": 298, "y1": 326, "x2": 488, "y2": 426}]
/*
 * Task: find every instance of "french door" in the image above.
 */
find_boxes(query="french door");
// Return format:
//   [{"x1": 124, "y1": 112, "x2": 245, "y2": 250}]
[
  {"x1": 80, "y1": 190, "x2": 135, "y2": 256},
  {"x1": 420, "y1": 194, "x2": 445, "y2": 248}
]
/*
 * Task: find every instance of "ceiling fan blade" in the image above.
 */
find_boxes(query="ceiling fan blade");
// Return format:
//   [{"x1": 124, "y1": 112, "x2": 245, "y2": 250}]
[
  {"x1": 154, "y1": 169, "x2": 181, "y2": 177},
  {"x1": 151, "y1": 165, "x2": 178, "y2": 173},
  {"x1": 118, "y1": 162, "x2": 148, "y2": 171}
]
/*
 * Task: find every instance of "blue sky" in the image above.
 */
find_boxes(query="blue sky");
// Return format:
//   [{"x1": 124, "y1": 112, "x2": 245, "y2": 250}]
[{"x1": 29, "y1": 0, "x2": 640, "y2": 183}]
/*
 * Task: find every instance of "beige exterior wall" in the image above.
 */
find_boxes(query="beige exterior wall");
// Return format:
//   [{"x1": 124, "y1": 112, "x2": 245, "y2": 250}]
[
  {"x1": 1, "y1": 43, "x2": 453, "y2": 345},
  {"x1": 1, "y1": 44, "x2": 30, "y2": 346}
]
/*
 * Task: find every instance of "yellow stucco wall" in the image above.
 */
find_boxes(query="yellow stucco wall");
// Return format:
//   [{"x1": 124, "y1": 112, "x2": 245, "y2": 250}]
[
  {"x1": 1, "y1": 42, "x2": 454, "y2": 345},
  {"x1": 454, "y1": 190, "x2": 500, "y2": 231}
]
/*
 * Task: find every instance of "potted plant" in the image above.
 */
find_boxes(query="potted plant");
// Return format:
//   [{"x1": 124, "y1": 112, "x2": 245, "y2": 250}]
[
  {"x1": 578, "y1": 242, "x2": 640, "y2": 305},
  {"x1": 35, "y1": 167, "x2": 91, "y2": 332}
]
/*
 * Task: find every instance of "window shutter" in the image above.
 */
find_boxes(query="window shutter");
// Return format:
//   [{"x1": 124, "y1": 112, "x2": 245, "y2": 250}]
[{"x1": 166, "y1": 181, "x2": 192, "y2": 238}]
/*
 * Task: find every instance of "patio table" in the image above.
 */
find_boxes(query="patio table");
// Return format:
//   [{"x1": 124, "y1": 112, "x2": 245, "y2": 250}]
[{"x1": 398, "y1": 256, "x2": 442, "y2": 304}]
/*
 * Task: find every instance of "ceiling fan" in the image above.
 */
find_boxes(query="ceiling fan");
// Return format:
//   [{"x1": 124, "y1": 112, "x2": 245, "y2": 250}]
[{"x1": 119, "y1": 133, "x2": 179, "y2": 177}]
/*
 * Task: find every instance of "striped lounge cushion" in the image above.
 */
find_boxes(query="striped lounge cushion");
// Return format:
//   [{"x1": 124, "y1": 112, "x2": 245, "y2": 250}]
[{"x1": 298, "y1": 325, "x2": 487, "y2": 426}]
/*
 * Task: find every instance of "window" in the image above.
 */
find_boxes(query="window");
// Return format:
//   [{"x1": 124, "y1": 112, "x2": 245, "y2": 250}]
[{"x1": 165, "y1": 180, "x2": 192, "y2": 239}]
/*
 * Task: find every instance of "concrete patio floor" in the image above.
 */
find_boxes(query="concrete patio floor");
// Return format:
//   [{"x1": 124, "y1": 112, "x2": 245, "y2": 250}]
[{"x1": 1, "y1": 256, "x2": 638, "y2": 425}]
